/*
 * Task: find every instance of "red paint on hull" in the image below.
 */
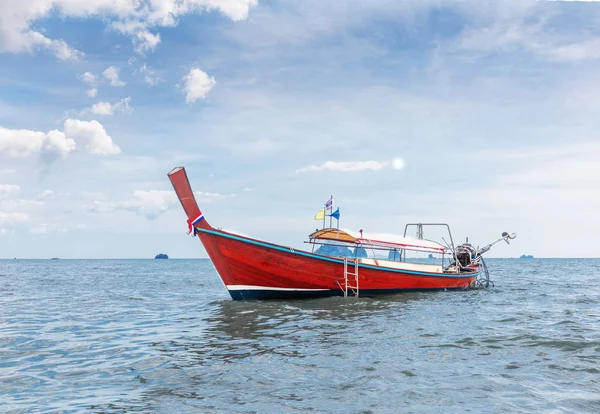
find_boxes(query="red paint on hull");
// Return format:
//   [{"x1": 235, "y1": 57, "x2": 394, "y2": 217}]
[{"x1": 199, "y1": 228, "x2": 478, "y2": 295}]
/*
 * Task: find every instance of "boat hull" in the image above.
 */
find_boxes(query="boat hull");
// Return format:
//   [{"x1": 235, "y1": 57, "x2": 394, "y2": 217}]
[{"x1": 197, "y1": 228, "x2": 479, "y2": 300}]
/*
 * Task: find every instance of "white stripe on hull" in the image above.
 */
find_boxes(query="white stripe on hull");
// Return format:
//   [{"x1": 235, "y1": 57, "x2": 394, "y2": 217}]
[{"x1": 226, "y1": 285, "x2": 330, "y2": 292}]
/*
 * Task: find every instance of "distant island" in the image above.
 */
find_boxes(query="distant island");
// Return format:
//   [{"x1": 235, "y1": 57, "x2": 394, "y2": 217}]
[
  {"x1": 154, "y1": 254, "x2": 169, "y2": 259},
  {"x1": 519, "y1": 254, "x2": 534, "y2": 259}
]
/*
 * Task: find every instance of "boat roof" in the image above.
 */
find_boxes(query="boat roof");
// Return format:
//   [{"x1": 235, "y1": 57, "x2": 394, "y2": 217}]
[{"x1": 308, "y1": 228, "x2": 447, "y2": 253}]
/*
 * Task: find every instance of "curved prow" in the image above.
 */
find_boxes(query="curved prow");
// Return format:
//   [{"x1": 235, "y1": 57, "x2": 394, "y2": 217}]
[{"x1": 168, "y1": 167, "x2": 212, "y2": 231}]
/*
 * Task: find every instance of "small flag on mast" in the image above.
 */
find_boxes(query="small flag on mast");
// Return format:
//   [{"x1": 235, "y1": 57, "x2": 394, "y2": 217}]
[
  {"x1": 325, "y1": 196, "x2": 334, "y2": 210},
  {"x1": 314, "y1": 209, "x2": 325, "y2": 220},
  {"x1": 331, "y1": 207, "x2": 340, "y2": 220}
]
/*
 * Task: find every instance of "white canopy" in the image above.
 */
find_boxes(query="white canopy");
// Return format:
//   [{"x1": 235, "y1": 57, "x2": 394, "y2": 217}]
[
  {"x1": 309, "y1": 228, "x2": 447, "y2": 253},
  {"x1": 343, "y1": 230, "x2": 447, "y2": 253}
]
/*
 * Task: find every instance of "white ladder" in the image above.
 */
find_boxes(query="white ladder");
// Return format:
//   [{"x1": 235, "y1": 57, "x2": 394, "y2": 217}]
[{"x1": 343, "y1": 258, "x2": 360, "y2": 298}]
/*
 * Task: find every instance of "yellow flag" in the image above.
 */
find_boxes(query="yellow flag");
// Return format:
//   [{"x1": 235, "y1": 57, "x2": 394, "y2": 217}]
[{"x1": 314, "y1": 209, "x2": 325, "y2": 220}]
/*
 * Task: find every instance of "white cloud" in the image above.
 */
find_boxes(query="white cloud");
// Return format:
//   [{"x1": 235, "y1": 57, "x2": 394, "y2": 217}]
[
  {"x1": 194, "y1": 190, "x2": 225, "y2": 202},
  {"x1": 137, "y1": 64, "x2": 160, "y2": 85},
  {"x1": 298, "y1": 160, "x2": 387, "y2": 173},
  {"x1": 134, "y1": 30, "x2": 161, "y2": 53},
  {"x1": 0, "y1": 183, "x2": 70, "y2": 235},
  {"x1": 183, "y1": 68, "x2": 216, "y2": 102},
  {"x1": 118, "y1": 190, "x2": 176, "y2": 219},
  {"x1": 81, "y1": 72, "x2": 97, "y2": 84},
  {"x1": 0, "y1": 184, "x2": 41, "y2": 234},
  {"x1": 297, "y1": 158, "x2": 405, "y2": 174},
  {"x1": 0, "y1": 186, "x2": 44, "y2": 228},
  {"x1": 63, "y1": 119, "x2": 121, "y2": 155},
  {"x1": 81, "y1": 73, "x2": 98, "y2": 96},
  {"x1": 0, "y1": 21, "x2": 84, "y2": 60},
  {"x1": 43, "y1": 130, "x2": 77, "y2": 161},
  {"x1": 103, "y1": 66, "x2": 126, "y2": 86},
  {"x1": 0, "y1": 0, "x2": 258, "y2": 58},
  {"x1": 541, "y1": 38, "x2": 600, "y2": 62},
  {"x1": 0, "y1": 185, "x2": 33, "y2": 226},
  {"x1": 90, "y1": 97, "x2": 132, "y2": 116},
  {"x1": 39, "y1": 189, "x2": 54, "y2": 199},
  {"x1": 453, "y1": 4, "x2": 600, "y2": 63},
  {"x1": 0, "y1": 119, "x2": 120, "y2": 161},
  {"x1": 90, "y1": 102, "x2": 113, "y2": 116},
  {"x1": 0, "y1": 127, "x2": 45, "y2": 157},
  {"x1": 48, "y1": 38, "x2": 83, "y2": 60},
  {"x1": 0, "y1": 184, "x2": 20, "y2": 200},
  {"x1": 195, "y1": 191, "x2": 223, "y2": 197},
  {"x1": 108, "y1": 189, "x2": 225, "y2": 220},
  {"x1": 489, "y1": 142, "x2": 600, "y2": 189},
  {"x1": 222, "y1": 1, "x2": 600, "y2": 65},
  {"x1": 0, "y1": 126, "x2": 75, "y2": 159}
]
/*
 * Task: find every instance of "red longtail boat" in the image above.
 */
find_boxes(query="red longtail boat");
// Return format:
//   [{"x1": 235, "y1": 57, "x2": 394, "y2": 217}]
[{"x1": 168, "y1": 167, "x2": 516, "y2": 300}]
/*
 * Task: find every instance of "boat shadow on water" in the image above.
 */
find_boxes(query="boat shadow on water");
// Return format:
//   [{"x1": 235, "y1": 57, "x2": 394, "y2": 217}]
[{"x1": 151, "y1": 291, "x2": 456, "y2": 367}]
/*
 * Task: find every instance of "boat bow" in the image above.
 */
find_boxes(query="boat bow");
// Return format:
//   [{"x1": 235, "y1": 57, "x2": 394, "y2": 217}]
[{"x1": 168, "y1": 167, "x2": 212, "y2": 232}]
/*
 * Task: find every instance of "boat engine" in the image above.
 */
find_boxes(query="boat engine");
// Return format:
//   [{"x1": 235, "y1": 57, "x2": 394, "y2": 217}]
[
  {"x1": 454, "y1": 232, "x2": 517, "y2": 288},
  {"x1": 455, "y1": 243, "x2": 477, "y2": 268}
]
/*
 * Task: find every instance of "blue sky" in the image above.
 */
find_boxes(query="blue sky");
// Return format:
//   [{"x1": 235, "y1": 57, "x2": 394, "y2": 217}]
[{"x1": 1, "y1": 0, "x2": 600, "y2": 258}]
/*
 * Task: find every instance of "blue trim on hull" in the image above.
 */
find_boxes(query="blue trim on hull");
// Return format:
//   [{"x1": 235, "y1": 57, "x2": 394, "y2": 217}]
[
  {"x1": 228, "y1": 287, "x2": 470, "y2": 301},
  {"x1": 197, "y1": 228, "x2": 480, "y2": 280}
]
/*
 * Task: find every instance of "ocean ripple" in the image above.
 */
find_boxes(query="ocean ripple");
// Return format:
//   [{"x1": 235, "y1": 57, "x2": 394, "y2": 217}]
[{"x1": 0, "y1": 258, "x2": 598, "y2": 413}]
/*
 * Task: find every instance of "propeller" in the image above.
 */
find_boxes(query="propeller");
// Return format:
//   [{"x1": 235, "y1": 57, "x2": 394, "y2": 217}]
[
  {"x1": 502, "y1": 231, "x2": 516, "y2": 239},
  {"x1": 501, "y1": 232, "x2": 517, "y2": 244}
]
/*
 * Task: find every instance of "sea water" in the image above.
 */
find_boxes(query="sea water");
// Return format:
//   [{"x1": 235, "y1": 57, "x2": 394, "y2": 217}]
[{"x1": 1, "y1": 259, "x2": 599, "y2": 413}]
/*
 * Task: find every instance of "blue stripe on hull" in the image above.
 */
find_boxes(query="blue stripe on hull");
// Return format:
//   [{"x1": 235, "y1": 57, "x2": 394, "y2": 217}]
[{"x1": 228, "y1": 287, "x2": 470, "y2": 301}]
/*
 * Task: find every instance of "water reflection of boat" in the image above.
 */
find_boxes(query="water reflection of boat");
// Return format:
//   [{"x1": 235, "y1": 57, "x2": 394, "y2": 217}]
[
  {"x1": 168, "y1": 167, "x2": 516, "y2": 301},
  {"x1": 166, "y1": 296, "x2": 429, "y2": 365}
]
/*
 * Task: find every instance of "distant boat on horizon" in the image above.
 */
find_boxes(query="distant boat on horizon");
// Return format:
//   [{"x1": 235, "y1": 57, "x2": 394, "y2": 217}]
[
  {"x1": 519, "y1": 254, "x2": 534, "y2": 259},
  {"x1": 155, "y1": 254, "x2": 169, "y2": 259},
  {"x1": 51, "y1": 258, "x2": 59, "y2": 260}
]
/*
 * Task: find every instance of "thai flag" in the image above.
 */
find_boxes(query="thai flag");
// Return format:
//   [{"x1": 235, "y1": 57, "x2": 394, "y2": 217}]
[
  {"x1": 325, "y1": 196, "x2": 334, "y2": 210},
  {"x1": 187, "y1": 212, "x2": 204, "y2": 237}
]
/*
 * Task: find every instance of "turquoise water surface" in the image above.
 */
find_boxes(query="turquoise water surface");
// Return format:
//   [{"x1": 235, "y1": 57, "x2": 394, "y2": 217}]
[{"x1": 1, "y1": 259, "x2": 599, "y2": 413}]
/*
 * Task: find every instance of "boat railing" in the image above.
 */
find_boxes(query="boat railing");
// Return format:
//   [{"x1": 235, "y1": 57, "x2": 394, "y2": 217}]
[
  {"x1": 403, "y1": 223, "x2": 458, "y2": 269},
  {"x1": 305, "y1": 239, "x2": 453, "y2": 271}
]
